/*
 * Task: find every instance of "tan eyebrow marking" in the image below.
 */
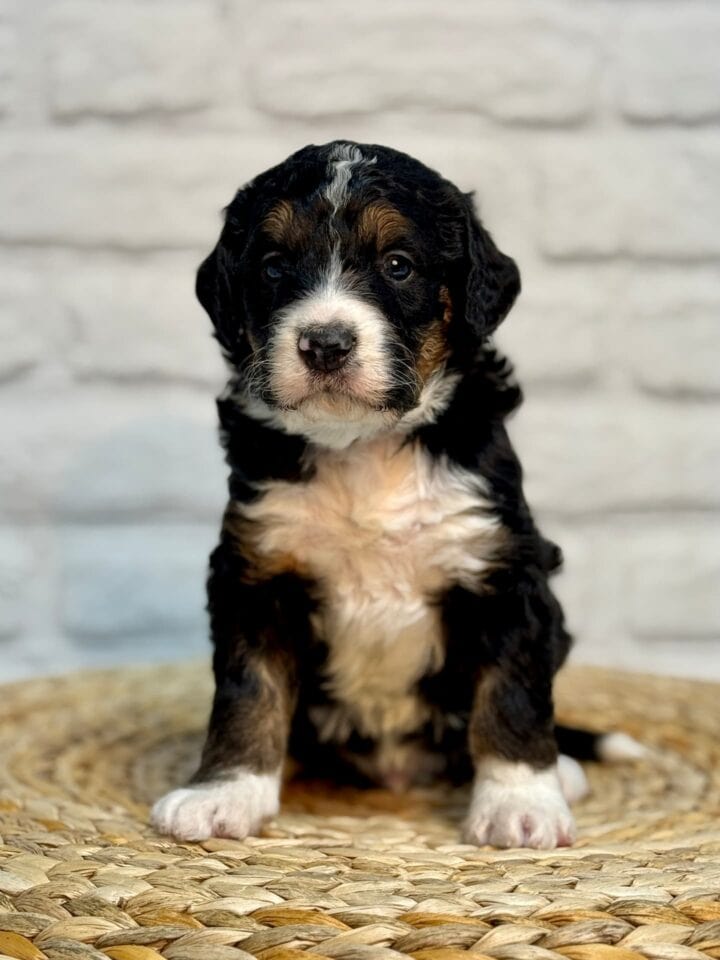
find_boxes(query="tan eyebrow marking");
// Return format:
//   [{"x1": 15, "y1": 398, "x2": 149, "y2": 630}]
[
  {"x1": 356, "y1": 201, "x2": 411, "y2": 249},
  {"x1": 262, "y1": 199, "x2": 297, "y2": 244}
]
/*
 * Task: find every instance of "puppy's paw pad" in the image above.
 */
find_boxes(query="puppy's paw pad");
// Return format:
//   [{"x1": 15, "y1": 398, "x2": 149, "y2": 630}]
[
  {"x1": 463, "y1": 793, "x2": 576, "y2": 849},
  {"x1": 463, "y1": 803, "x2": 576, "y2": 849},
  {"x1": 463, "y1": 767, "x2": 576, "y2": 849},
  {"x1": 151, "y1": 770, "x2": 280, "y2": 841}
]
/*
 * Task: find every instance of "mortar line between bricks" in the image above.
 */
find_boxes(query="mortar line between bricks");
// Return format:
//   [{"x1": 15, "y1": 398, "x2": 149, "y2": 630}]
[
  {"x1": 0, "y1": 240, "x2": 210, "y2": 255},
  {"x1": 4, "y1": 239, "x2": 720, "y2": 266}
]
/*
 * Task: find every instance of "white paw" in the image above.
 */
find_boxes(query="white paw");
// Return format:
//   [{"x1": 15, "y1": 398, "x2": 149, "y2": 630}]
[
  {"x1": 463, "y1": 759, "x2": 576, "y2": 849},
  {"x1": 151, "y1": 768, "x2": 280, "y2": 841}
]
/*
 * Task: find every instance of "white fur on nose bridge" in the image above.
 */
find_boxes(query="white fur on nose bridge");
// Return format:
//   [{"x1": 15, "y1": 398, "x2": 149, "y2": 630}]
[
  {"x1": 271, "y1": 286, "x2": 388, "y2": 384},
  {"x1": 266, "y1": 266, "x2": 393, "y2": 444}
]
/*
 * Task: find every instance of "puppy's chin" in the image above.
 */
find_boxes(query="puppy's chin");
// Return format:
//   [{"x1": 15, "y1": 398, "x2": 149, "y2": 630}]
[
  {"x1": 291, "y1": 392, "x2": 391, "y2": 420},
  {"x1": 242, "y1": 366, "x2": 459, "y2": 451},
  {"x1": 269, "y1": 362, "x2": 392, "y2": 414},
  {"x1": 271, "y1": 392, "x2": 400, "y2": 450}
]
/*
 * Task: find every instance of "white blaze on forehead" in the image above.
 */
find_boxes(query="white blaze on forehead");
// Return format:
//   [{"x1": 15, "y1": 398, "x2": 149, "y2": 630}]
[{"x1": 324, "y1": 142, "x2": 375, "y2": 214}]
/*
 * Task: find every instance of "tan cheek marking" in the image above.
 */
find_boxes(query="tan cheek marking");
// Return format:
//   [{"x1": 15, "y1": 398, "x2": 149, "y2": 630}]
[
  {"x1": 416, "y1": 286, "x2": 453, "y2": 382},
  {"x1": 417, "y1": 319, "x2": 450, "y2": 382}
]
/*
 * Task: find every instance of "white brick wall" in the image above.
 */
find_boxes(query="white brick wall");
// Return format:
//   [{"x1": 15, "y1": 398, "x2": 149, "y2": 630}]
[{"x1": 1, "y1": 0, "x2": 718, "y2": 682}]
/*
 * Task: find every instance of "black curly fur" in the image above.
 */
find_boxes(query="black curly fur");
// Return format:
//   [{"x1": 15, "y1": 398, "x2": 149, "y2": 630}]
[{"x1": 190, "y1": 141, "x2": 590, "y2": 788}]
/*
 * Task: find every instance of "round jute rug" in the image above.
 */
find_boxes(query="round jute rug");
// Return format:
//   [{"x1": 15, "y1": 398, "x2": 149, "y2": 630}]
[{"x1": 1, "y1": 663, "x2": 719, "y2": 960}]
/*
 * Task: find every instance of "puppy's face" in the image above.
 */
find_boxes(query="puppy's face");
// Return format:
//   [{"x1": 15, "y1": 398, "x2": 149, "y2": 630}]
[{"x1": 198, "y1": 142, "x2": 520, "y2": 442}]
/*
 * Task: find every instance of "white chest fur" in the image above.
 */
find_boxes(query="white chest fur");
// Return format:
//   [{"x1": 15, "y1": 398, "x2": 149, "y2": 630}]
[{"x1": 240, "y1": 435, "x2": 501, "y2": 742}]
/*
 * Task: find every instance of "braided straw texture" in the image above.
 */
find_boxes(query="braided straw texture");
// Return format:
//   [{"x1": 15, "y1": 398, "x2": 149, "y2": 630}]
[{"x1": 1, "y1": 663, "x2": 719, "y2": 960}]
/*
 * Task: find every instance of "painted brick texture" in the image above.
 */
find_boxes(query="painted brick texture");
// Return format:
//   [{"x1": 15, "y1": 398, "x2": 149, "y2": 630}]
[{"x1": 1, "y1": 0, "x2": 718, "y2": 680}]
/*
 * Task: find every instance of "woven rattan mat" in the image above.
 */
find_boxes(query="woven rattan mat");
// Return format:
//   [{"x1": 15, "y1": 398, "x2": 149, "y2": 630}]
[{"x1": 1, "y1": 663, "x2": 719, "y2": 960}]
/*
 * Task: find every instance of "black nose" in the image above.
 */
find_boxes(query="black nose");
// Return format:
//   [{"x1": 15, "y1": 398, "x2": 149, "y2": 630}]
[{"x1": 297, "y1": 324, "x2": 357, "y2": 372}]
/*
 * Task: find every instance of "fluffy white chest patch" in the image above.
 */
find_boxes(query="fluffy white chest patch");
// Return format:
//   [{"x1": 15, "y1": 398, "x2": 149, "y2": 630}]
[{"x1": 241, "y1": 435, "x2": 501, "y2": 740}]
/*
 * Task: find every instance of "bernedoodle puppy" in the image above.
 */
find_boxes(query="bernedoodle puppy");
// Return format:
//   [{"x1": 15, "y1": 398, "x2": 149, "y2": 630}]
[{"x1": 152, "y1": 141, "x2": 642, "y2": 849}]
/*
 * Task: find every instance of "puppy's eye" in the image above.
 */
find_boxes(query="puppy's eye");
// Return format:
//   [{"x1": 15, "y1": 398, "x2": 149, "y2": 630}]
[
  {"x1": 261, "y1": 253, "x2": 287, "y2": 283},
  {"x1": 384, "y1": 252, "x2": 414, "y2": 282}
]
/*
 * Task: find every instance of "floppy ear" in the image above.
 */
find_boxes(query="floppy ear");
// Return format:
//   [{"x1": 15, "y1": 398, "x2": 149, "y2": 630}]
[
  {"x1": 196, "y1": 188, "x2": 251, "y2": 356},
  {"x1": 196, "y1": 243, "x2": 236, "y2": 354},
  {"x1": 459, "y1": 193, "x2": 521, "y2": 339}
]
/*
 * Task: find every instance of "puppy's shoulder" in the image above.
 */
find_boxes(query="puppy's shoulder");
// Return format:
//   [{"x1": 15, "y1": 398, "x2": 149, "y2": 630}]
[{"x1": 415, "y1": 349, "x2": 523, "y2": 480}]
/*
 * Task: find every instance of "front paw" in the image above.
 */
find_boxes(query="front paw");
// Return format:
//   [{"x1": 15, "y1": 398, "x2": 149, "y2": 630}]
[
  {"x1": 463, "y1": 760, "x2": 576, "y2": 849},
  {"x1": 151, "y1": 768, "x2": 280, "y2": 841}
]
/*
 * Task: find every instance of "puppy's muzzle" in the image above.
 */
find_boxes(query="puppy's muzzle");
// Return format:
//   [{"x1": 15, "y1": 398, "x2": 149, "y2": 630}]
[{"x1": 297, "y1": 324, "x2": 357, "y2": 373}]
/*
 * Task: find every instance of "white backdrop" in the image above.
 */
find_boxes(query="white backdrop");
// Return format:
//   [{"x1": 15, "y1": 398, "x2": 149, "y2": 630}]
[{"x1": 1, "y1": 0, "x2": 719, "y2": 680}]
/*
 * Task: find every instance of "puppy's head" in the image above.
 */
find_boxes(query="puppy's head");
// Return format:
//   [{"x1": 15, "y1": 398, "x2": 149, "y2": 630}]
[{"x1": 198, "y1": 141, "x2": 519, "y2": 446}]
